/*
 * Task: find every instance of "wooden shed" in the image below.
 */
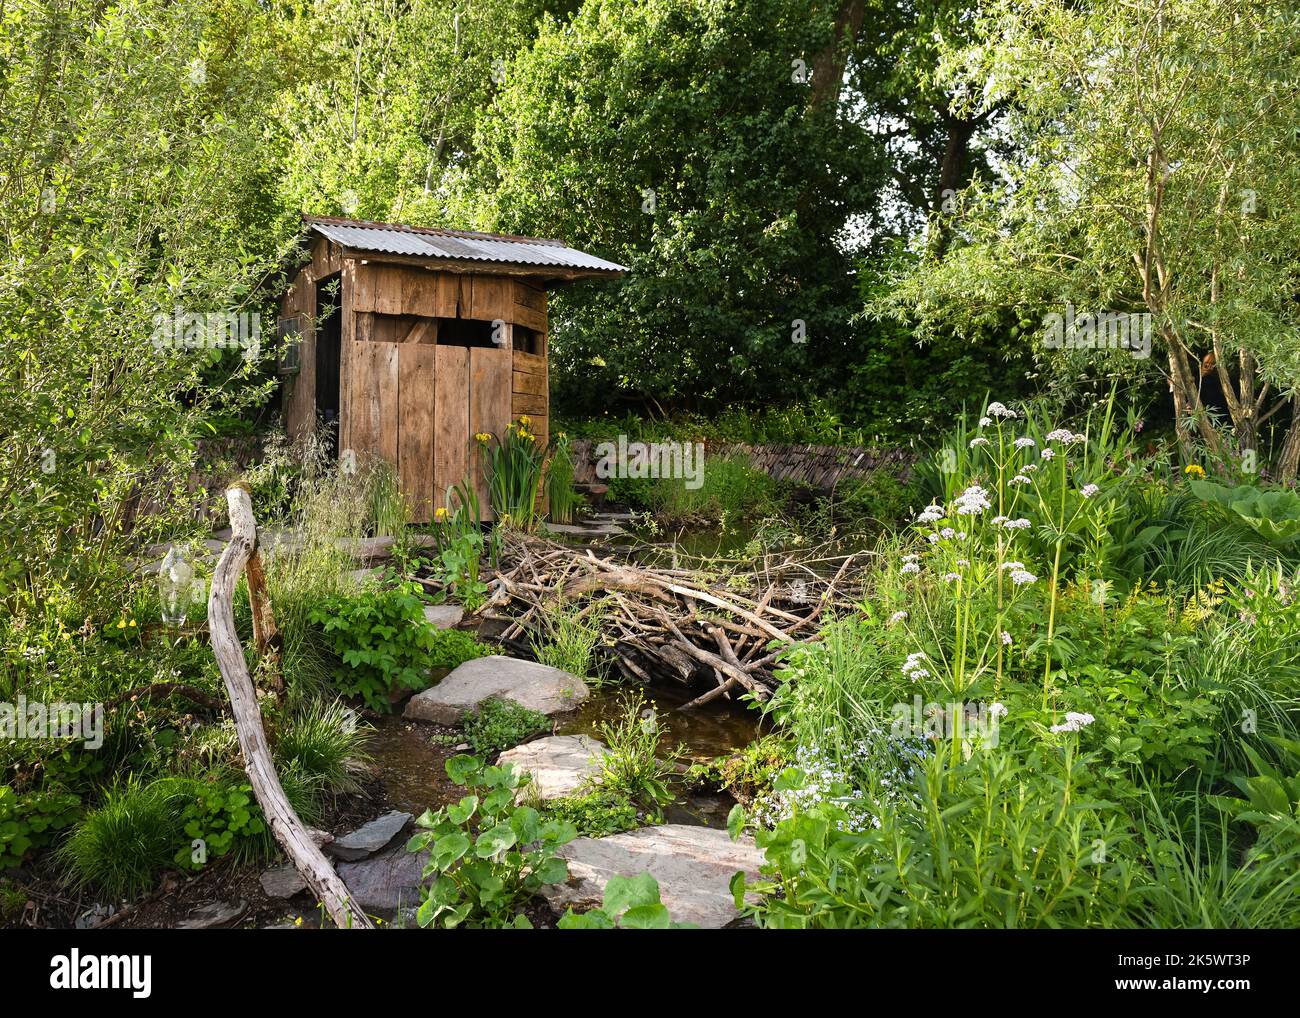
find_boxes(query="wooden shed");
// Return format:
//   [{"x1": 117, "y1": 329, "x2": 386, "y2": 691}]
[{"x1": 276, "y1": 216, "x2": 627, "y2": 522}]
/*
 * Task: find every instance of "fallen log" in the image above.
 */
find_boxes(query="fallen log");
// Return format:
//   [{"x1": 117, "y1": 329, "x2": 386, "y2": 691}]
[{"x1": 208, "y1": 487, "x2": 372, "y2": 930}]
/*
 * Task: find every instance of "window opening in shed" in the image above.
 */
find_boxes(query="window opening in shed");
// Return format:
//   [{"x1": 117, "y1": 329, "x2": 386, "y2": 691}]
[{"x1": 435, "y1": 317, "x2": 498, "y2": 349}]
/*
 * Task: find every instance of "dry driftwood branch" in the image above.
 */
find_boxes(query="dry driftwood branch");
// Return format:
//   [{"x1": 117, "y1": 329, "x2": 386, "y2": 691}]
[{"x1": 209, "y1": 487, "x2": 372, "y2": 930}]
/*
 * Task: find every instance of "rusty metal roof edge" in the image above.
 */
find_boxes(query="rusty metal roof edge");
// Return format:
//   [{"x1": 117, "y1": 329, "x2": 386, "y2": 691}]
[{"x1": 302, "y1": 213, "x2": 572, "y2": 248}]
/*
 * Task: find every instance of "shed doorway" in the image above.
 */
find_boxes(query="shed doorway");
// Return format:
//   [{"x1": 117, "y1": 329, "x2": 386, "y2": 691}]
[{"x1": 314, "y1": 273, "x2": 342, "y2": 457}]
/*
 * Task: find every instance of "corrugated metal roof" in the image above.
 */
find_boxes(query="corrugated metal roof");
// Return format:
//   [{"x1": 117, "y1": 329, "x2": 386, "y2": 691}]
[{"x1": 304, "y1": 216, "x2": 628, "y2": 275}]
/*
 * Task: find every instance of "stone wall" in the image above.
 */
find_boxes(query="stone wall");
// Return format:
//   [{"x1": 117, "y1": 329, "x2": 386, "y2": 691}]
[{"x1": 570, "y1": 438, "x2": 915, "y2": 492}]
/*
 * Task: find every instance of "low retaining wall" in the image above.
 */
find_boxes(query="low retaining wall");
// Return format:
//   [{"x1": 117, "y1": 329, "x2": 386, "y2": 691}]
[{"x1": 570, "y1": 438, "x2": 915, "y2": 492}]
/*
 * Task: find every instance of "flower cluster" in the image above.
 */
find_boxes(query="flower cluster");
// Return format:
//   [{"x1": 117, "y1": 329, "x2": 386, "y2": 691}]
[
  {"x1": 902, "y1": 651, "x2": 930, "y2": 682},
  {"x1": 1049, "y1": 711, "x2": 1096, "y2": 734},
  {"x1": 953, "y1": 484, "x2": 991, "y2": 515}
]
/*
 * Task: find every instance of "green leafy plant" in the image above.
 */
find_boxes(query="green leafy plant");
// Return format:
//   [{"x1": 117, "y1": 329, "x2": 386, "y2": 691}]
[
  {"x1": 1188, "y1": 479, "x2": 1300, "y2": 545},
  {"x1": 545, "y1": 432, "x2": 582, "y2": 525},
  {"x1": 173, "y1": 780, "x2": 267, "y2": 870},
  {"x1": 531, "y1": 596, "x2": 606, "y2": 680},
  {"x1": 557, "y1": 872, "x2": 695, "y2": 929},
  {"x1": 429, "y1": 479, "x2": 489, "y2": 609},
  {"x1": 460, "y1": 697, "x2": 549, "y2": 755},
  {"x1": 0, "y1": 785, "x2": 80, "y2": 870},
  {"x1": 1209, "y1": 736, "x2": 1300, "y2": 832},
  {"x1": 309, "y1": 582, "x2": 449, "y2": 712},
  {"x1": 591, "y1": 692, "x2": 679, "y2": 817},
  {"x1": 543, "y1": 788, "x2": 641, "y2": 837},
  {"x1": 477, "y1": 418, "x2": 545, "y2": 531},
  {"x1": 407, "y1": 754, "x2": 576, "y2": 928}
]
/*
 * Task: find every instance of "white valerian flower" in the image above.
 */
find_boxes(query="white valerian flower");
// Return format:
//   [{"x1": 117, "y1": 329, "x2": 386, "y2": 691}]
[
  {"x1": 989, "y1": 702, "x2": 1008, "y2": 719},
  {"x1": 1045, "y1": 428, "x2": 1077, "y2": 443},
  {"x1": 969, "y1": 436, "x2": 990, "y2": 448},
  {"x1": 956, "y1": 558, "x2": 970, "y2": 567},
  {"x1": 1081, "y1": 483, "x2": 1100, "y2": 498},
  {"x1": 944, "y1": 572, "x2": 961, "y2": 582},
  {"x1": 979, "y1": 416, "x2": 992, "y2": 427},
  {"x1": 1001, "y1": 517, "x2": 1031, "y2": 530},
  {"x1": 991, "y1": 515, "x2": 1008, "y2": 525},
  {"x1": 902, "y1": 553, "x2": 919, "y2": 562},
  {"x1": 916, "y1": 504, "x2": 945, "y2": 524},
  {"x1": 1009, "y1": 568, "x2": 1037, "y2": 585},
  {"x1": 1000, "y1": 630, "x2": 1012, "y2": 645},
  {"x1": 888, "y1": 610, "x2": 908, "y2": 624},
  {"x1": 927, "y1": 532, "x2": 939, "y2": 544},
  {"x1": 1041, "y1": 448, "x2": 1055, "y2": 460},
  {"x1": 939, "y1": 527, "x2": 955, "y2": 539},
  {"x1": 1009, "y1": 474, "x2": 1031, "y2": 486},
  {"x1": 954, "y1": 484, "x2": 991, "y2": 515},
  {"x1": 1001, "y1": 561, "x2": 1026, "y2": 571},
  {"x1": 902, "y1": 651, "x2": 930, "y2": 681},
  {"x1": 1050, "y1": 711, "x2": 1096, "y2": 734},
  {"x1": 956, "y1": 530, "x2": 968, "y2": 541},
  {"x1": 1014, "y1": 436, "x2": 1036, "y2": 449},
  {"x1": 987, "y1": 401, "x2": 1018, "y2": 419},
  {"x1": 900, "y1": 561, "x2": 921, "y2": 575}
]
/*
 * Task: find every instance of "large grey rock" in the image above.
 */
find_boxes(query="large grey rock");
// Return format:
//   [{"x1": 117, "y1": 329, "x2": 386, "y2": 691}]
[
  {"x1": 542, "y1": 824, "x2": 765, "y2": 929},
  {"x1": 337, "y1": 842, "x2": 428, "y2": 912},
  {"x1": 422, "y1": 604, "x2": 464, "y2": 630},
  {"x1": 325, "y1": 810, "x2": 412, "y2": 862},
  {"x1": 404, "y1": 655, "x2": 589, "y2": 725},
  {"x1": 178, "y1": 899, "x2": 246, "y2": 929},
  {"x1": 498, "y1": 735, "x2": 609, "y2": 801}
]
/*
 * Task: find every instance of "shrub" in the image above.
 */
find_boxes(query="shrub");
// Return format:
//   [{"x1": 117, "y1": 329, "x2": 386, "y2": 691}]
[
  {"x1": 309, "y1": 582, "x2": 489, "y2": 712},
  {"x1": 407, "y1": 754, "x2": 576, "y2": 928}
]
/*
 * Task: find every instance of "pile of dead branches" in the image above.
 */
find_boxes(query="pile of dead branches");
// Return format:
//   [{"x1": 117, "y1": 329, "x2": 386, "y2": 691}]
[{"x1": 477, "y1": 532, "x2": 870, "y2": 709}]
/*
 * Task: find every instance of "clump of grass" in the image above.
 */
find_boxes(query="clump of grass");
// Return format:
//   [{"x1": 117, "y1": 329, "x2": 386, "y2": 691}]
[
  {"x1": 59, "y1": 776, "x2": 200, "y2": 900},
  {"x1": 274, "y1": 699, "x2": 373, "y2": 796},
  {"x1": 546, "y1": 433, "x2": 583, "y2": 525},
  {"x1": 531, "y1": 596, "x2": 606, "y2": 680}
]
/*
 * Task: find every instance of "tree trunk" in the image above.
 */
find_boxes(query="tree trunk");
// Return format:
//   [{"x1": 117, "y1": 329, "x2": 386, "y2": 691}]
[
  {"x1": 808, "y1": 0, "x2": 865, "y2": 114},
  {"x1": 1276, "y1": 396, "x2": 1300, "y2": 484},
  {"x1": 208, "y1": 487, "x2": 373, "y2": 930}
]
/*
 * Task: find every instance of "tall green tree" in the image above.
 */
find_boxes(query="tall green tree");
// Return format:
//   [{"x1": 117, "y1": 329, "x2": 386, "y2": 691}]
[
  {"x1": 463, "y1": 0, "x2": 889, "y2": 410},
  {"x1": 882, "y1": 0, "x2": 1300, "y2": 476}
]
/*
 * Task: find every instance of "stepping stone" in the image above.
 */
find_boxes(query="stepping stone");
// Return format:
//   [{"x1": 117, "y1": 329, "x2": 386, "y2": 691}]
[
  {"x1": 546, "y1": 523, "x2": 624, "y2": 537},
  {"x1": 337, "y1": 842, "x2": 429, "y2": 912},
  {"x1": 178, "y1": 899, "x2": 247, "y2": 929},
  {"x1": 259, "y1": 863, "x2": 307, "y2": 899},
  {"x1": 422, "y1": 604, "x2": 464, "y2": 630},
  {"x1": 497, "y1": 735, "x2": 609, "y2": 801},
  {"x1": 404, "y1": 655, "x2": 589, "y2": 726},
  {"x1": 325, "y1": 810, "x2": 412, "y2": 862},
  {"x1": 541, "y1": 824, "x2": 766, "y2": 929},
  {"x1": 340, "y1": 567, "x2": 383, "y2": 588}
]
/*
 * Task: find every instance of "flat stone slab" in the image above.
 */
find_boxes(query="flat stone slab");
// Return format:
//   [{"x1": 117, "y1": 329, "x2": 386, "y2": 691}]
[
  {"x1": 498, "y1": 735, "x2": 609, "y2": 801},
  {"x1": 337, "y1": 842, "x2": 428, "y2": 912},
  {"x1": 422, "y1": 604, "x2": 464, "y2": 630},
  {"x1": 259, "y1": 863, "x2": 308, "y2": 899},
  {"x1": 325, "y1": 810, "x2": 412, "y2": 862},
  {"x1": 542, "y1": 824, "x2": 766, "y2": 929},
  {"x1": 404, "y1": 655, "x2": 589, "y2": 726},
  {"x1": 178, "y1": 899, "x2": 246, "y2": 929},
  {"x1": 546, "y1": 523, "x2": 624, "y2": 537},
  {"x1": 340, "y1": 567, "x2": 383, "y2": 588}
]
